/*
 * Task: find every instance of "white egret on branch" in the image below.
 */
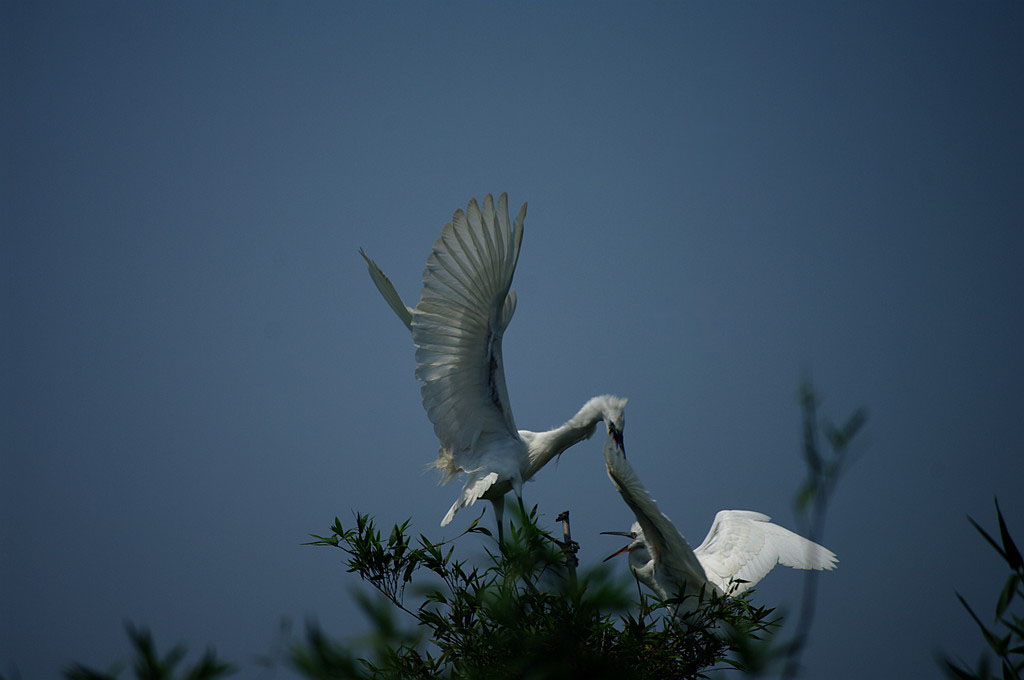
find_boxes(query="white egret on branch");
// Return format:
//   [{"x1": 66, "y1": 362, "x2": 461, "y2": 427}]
[
  {"x1": 360, "y1": 193, "x2": 627, "y2": 538},
  {"x1": 601, "y1": 433, "x2": 837, "y2": 603}
]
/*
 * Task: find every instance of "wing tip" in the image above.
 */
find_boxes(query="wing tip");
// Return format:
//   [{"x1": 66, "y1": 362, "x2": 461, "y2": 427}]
[{"x1": 441, "y1": 501, "x2": 458, "y2": 526}]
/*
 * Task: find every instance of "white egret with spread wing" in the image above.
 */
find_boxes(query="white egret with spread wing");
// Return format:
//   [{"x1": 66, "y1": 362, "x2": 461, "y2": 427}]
[
  {"x1": 601, "y1": 433, "x2": 837, "y2": 603},
  {"x1": 361, "y1": 194, "x2": 626, "y2": 538}
]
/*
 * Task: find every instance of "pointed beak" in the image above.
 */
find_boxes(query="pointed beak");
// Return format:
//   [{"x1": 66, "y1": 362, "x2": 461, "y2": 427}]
[
  {"x1": 600, "y1": 531, "x2": 637, "y2": 562},
  {"x1": 602, "y1": 543, "x2": 636, "y2": 563},
  {"x1": 607, "y1": 424, "x2": 624, "y2": 454}
]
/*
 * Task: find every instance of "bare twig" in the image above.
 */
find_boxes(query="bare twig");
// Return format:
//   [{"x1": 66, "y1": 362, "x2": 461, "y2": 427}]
[{"x1": 556, "y1": 510, "x2": 578, "y2": 589}]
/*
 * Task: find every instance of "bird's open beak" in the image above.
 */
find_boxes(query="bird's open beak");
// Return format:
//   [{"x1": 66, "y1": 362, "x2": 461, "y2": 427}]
[
  {"x1": 602, "y1": 543, "x2": 637, "y2": 562},
  {"x1": 600, "y1": 531, "x2": 637, "y2": 562}
]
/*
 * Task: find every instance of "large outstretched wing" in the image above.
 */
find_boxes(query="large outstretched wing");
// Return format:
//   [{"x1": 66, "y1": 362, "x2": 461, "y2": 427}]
[
  {"x1": 411, "y1": 193, "x2": 526, "y2": 471},
  {"x1": 694, "y1": 510, "x2": 838, "y2": 594},
  {"x1": 602, "y1": 437, "x2": 709, "y2": 593}
]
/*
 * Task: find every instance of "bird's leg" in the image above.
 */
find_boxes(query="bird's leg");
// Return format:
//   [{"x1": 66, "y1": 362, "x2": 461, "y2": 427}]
[{"x1": 490, "y1": 496, "x2": 505, "y2": 545}]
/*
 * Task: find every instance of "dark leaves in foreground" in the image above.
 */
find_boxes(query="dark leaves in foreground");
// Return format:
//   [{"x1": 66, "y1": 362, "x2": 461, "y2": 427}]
[
  {"x1": 64, "y1": 623, "x2": 233, "y2": 680},
  {"x1": 301, "y1": 503, "x2": 778, "y2": 679},
  {"x1": 940, "y1": 498, "x2": 1024, "y2": 680}
]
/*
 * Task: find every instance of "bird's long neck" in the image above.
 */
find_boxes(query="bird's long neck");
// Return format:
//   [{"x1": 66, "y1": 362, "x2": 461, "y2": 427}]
[{"x1": 523, "y1": 400, "x2": 605, "y2": 478}]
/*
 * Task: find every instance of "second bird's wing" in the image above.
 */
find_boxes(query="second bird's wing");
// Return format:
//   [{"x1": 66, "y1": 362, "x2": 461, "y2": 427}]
[
  {"x1": 694, "y1": 510, "x2": 838, "y2": 594},
  {"x1": 412, "y1": 193, "x2": 527, "y2": 474}
]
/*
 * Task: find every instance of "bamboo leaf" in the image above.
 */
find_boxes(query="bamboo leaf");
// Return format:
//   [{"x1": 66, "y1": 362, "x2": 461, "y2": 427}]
[
  {"x1": 997, "y1": 573, "x2": 1020, "y2": 618},
  {"x1": 941, "y1": 658, "x2": 977, "y2": 680},
  {"x1": 842, "y1": 408, "x2": 868, "y2": 444},
  {"x1": 970, "y1": 515, "x2": 1009, "y2": 562},
  {"x1": 793, "y1": 479, "x2": 817, "y2": 513},
  {"x1": 957, "y1": 592, "x2": 1001, "y2": 650},
  {"x1": 996, "y1": 498, "x2": 1023, "y2": 571}
]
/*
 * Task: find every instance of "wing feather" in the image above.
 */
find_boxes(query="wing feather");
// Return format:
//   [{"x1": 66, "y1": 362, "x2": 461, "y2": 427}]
[
  {"x1": 695, "y1": 510, "x2": 838, "y2": 594},
  {"x1": 457, "y1": 205, "x2": 497, "y2": 295},
  {"x1": 412, "y1": 194, "x2": 526, "y2": 470},
  {"x1": 424, "y1": 253, "x2": 489, "y2": 317},
  {"x1": 464, "y1": 199, "x2": 496, "y2": 292},
  {"x1": 416, "y1": 308, "x2": 482, "y2": 333},
  {"x1": 483, "y1": 195, "x2": 504, "y2": 268},
  {"x1": 359, "y1": 249, "x2": 413, "y2": 329}
]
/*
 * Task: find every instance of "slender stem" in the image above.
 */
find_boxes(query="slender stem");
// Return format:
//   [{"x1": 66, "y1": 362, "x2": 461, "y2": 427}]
[
  {"x1": 782, "y1": 384, "x2": 844, "y2": 679},
  {"x1": 781, "y1": 490, "x2": 829, "y2": 679},
  {"x1": 556, "y1": 510, "x2": 578, "y2": 590}
]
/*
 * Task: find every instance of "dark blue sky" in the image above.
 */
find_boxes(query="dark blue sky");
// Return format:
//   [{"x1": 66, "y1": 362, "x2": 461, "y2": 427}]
[{"x1": 3, "y1": 2, "x2": 1022, "y2": 678}]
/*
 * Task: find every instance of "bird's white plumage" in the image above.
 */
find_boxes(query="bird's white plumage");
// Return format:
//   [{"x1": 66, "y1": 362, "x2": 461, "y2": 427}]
[
  {"x1": 695, "y1": 510, "x2": 837, "y2": 594},
  {"x1": 359, "y1": 249, "x2": 413, "y2": 329},
  {"x1": 361, "y1": 194, "x2": 626, "y2": 531},
  {"x1": 411, "y1": 195, "x2": 525, "y2": 492},
  {"x1": 602, "y1": 434, "x2": 710, "y2": 600},
  {"x1": 602, "y1": 434, "x2": 837, "y2": 600}
]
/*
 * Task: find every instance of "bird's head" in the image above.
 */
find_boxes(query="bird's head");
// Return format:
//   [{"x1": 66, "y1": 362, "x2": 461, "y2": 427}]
[
  {"x1": 601, "y1": 522, "x2": 650, "y2": 569},
  {"x1": 586, "y1": 394, "x2": 627, "y2": 450}
]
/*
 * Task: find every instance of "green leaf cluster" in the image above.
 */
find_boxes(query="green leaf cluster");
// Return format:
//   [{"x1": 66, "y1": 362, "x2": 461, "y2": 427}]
[
  {"x1": 63, "y1": 624, "x2": 233, "y2": 680},
  {"x1": 792, "y1": 383, "x2": 866, "y2": 516},
  {"x1": 297, "y1": 503, "x2": 778, "y2": 679},
  {"x1": 941, "y1": 499, "x2": 1024, "y2": 680}
]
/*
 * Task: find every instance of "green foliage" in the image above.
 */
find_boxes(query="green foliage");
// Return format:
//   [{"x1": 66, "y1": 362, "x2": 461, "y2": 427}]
[
  {"x1": 792, "y1": 382, "x2": 866, "y2": 517},
  {"x1": 299, "y1": 503, "x2": 778, "y2": 679},
  {"x1": 773, "y1": 383, "x2": 865, "y2": 680},
  {"x1": 941, "y1": 499, "x2": 1024, "y2": 680},
  {"x1": 63, "y1": 623, "x2": 234, "y2": 680}
]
